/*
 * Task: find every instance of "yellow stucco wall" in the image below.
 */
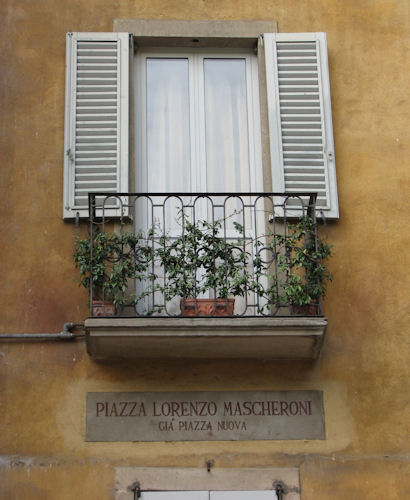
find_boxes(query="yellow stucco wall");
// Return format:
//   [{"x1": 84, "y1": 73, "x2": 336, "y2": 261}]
[{"x1": 0, "y1": 1, "x2": 409, "y2": 498}]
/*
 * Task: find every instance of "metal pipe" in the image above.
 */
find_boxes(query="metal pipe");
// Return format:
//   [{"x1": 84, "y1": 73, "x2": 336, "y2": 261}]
[{"x1": 0, "y1": 322, "x2": 85, "y2": 340}]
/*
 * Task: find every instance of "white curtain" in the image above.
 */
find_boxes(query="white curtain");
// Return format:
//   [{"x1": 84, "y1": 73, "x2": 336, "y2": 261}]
[
  {"x1": 147, "y1": 58, "x2": 191, "y2": 193},
  {"x1": 204, "y1": 58, "x2": 251, "y2": 193}
]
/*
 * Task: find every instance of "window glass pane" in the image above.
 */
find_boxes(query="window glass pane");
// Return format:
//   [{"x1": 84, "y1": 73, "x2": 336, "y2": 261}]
[
  {"x1": 204, "y1": 58, "x2": 251, "y2": 192},
  {"x1": 146, "y1": 58, "x2": 191, "y2": 192}
]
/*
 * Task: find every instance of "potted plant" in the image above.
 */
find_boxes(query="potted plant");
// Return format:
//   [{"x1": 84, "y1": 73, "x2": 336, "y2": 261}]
[
  {"x1": 156, "y1": 217, "x2": 253, "y2": 316},
  {"x1": 73, "y1": 229, "x2": 155, "y2": 317},
  {"x1": 270, "y1": 217, "x2": 333, "y2": 315}
]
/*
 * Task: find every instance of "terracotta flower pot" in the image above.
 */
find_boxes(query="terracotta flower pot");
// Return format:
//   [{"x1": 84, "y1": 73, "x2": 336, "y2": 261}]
[
  {"x1": 180, "y1": 298, "x2": 235, "y2": 317},
  {"x1": 291, "y1": 300, "x2": 319, "y2": 316},
  {"x1": 91, "y1": 300, "x2": 116, "y2": 317}
]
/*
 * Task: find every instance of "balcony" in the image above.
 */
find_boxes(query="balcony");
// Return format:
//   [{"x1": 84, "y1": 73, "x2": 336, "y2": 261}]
[{"x1": 81, "y1": 193, "x2": 329, "y2": 360}]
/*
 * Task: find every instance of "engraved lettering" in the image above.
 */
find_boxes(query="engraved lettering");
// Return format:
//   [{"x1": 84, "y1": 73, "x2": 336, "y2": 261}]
[
  {"x1": 171, "y1": 402, "x2": 180, "y2": 417},
  {"x1": 119, "y1": 402, "x2": 128, "y2": 417},
  {"x1": 223, "y1": 401, "x2": 233, "y2": 416},
  {"x1": 162, "y1": 402, "x2": 171, "y2": 416},
  {"x1": 289, "y1": 401, "x2": 299, "y2": 416},
  {"x1": 87, "y1": 392, "x2": 323, "y2": 441},
  {"x1": 177, "y1": 420, "x2": 212, "y2": 431},
  {"x1": 217, "y1": 420, "x2": 247, "y2": 431},
  {"x1": 280, "y1": 401, "x2": 289, "y2": 416},
  {"x1": 208, "y1": 402, "x2": 217, "y2": 416},
  {"x1": 198, "y1": 401, "x2": 208, "y2": 416},
  {"x1": 262, "y1": 401, "x2": 271, "y2": 415},
  {"x1": 159, "y1": 421, "x2": 173, "y2": 431},
  {"x1": 181, "y1": 401, "x2": 189, "y2": 417},
  {"x1": 242, "y1": 401, "x2": 252, "y2": 416},
  {"x1": 252, "y1": 401, "x2": 262, "y2": 416},
  {"x1": 109, "y1": 402, "x2": 118, "y2": 417},
  {"x1": 129, "y1": 402, "x2": 146, "y2": 417},
  {"x1": 139, "y1": 402, "x2": 146, "y2": 416},
  {"x1": 96, "y1": 402, "x2": 105, "y2": 417},
  {"x1": 153, "y1": 401, "x2": 217, "y2": 417},
  {"x1": 128, "y1": 402, "x2": 138, "y2": 416}
]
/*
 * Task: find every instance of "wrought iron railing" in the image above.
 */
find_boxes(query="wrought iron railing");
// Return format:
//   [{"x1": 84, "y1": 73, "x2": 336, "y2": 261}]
[{"x1": 81, "y1": 192, "x2": 330, "y2": 318}]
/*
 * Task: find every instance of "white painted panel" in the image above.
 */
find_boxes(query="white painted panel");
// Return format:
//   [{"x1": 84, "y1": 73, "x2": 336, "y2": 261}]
[
  {"x1": 141, "y1": 492, "x2": 209, "y2": 500},
  {"x1": 210, "y1": 492, "x2": 277, "y2": 500},
  {"x1": 141, "y1": 492, "x2": 276, "y2": 500}
]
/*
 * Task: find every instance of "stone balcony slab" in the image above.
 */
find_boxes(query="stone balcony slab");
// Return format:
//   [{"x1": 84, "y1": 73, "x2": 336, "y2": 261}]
[{"x1": 85, "y1": 317, "x2": 327, "y2": 361}]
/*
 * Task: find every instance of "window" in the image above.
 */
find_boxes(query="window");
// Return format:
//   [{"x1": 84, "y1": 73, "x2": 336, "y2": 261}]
[
  {"x1": 114, "y1": 466, "x2": 298, "y2": 500},
  {"x1": 63, "y1": 31, "x2": 338, "y2": 219}
]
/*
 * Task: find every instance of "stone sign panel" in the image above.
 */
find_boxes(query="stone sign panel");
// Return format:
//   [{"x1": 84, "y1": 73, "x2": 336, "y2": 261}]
[{"x1": 86, "y1": 391, "x2": 325, "y2": 441}]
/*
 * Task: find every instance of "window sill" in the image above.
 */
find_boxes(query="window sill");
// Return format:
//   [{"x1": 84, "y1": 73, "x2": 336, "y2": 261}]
[{"x1": 85, "y1": 317, "x2": 327, "y2": 361}]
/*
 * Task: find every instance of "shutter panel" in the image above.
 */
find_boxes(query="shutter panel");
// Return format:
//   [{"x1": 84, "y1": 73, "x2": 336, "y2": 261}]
[
  {"x1": 63, "y1": 32, "x2": 129, "y2": 219},
  {"x1": 264, "y1": 32, "x2": 339, "y2": 218}
]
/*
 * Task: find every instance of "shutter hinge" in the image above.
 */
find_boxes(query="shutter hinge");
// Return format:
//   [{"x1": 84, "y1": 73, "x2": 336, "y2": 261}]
[
  {"x1": 66, "y1": 148, "x2": 74, "y2": 162},
  {"x1": 273, "y1": 481, "x2": 286, "y2": 500},
  {"x1": 253, "y1": 40, "x2": 258, "y2": 55},
  {"x1": 130, "y1": 482, "x2": 141, "y2": 499}
]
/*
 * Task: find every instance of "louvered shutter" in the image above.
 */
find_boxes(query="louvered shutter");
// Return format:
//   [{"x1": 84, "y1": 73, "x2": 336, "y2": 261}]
[
  {"x1": 264, "y1": 32, "x2": 339, "y2": 218},
  {"x1": 63, "y1": 32, "x2": 129, "y2": 219}
]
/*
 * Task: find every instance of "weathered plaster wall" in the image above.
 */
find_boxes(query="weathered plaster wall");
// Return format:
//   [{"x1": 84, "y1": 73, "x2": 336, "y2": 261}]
[{"x1": 0, "y1": 0, "x2": 409, "y2": 498}]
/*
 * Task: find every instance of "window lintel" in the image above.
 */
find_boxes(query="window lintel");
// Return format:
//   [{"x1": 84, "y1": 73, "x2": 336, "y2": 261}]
[{"x1": 113, "y1": 19, "x2": 277, "y2": 48}]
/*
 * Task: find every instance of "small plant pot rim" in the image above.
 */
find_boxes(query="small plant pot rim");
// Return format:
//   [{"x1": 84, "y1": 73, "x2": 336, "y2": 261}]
[{"x1": 180, "y1": 298, "x2": 235, "y2": 317}]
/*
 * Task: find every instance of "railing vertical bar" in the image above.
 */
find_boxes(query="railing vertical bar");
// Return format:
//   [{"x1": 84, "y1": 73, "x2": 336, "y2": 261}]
[{"x1": 88, "y1": 193, "x2": 96, "y2": 317}]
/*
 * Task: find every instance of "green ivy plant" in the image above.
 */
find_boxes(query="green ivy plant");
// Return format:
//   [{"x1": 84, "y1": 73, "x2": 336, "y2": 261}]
[
  {"x1": 270, "y1": 217, "x2": 333, "y2": 308},
  {"x1": 156, "y1": 217, "x2": 260, "y2": 301},
  {"x1": 73, "y1": 229, "x2": 156, "y2": 309},
  {"x1": 73, "y1": 215, "x2": 333, "y2": 316}
]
